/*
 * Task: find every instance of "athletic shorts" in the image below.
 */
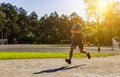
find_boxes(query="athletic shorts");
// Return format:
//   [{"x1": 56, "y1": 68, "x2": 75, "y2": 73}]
[{"x1": 71, "y1": 40, "x2": 83, "y2": 49}]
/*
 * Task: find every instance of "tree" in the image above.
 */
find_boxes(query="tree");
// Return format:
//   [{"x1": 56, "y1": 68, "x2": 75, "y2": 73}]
[
  {"x1": 60, "y1": 14, "x2": 71, "y2": 40},
  {"x1": 28, "y1": 11, "x2": 39, "y2": 43},
  {"x1": 1, "y1": 3, "x2": 19, "y2": 44},
  {"x1": 0, "y1": 6, "x2": 6, "y2": 40},
  {"x1": 17, "y1": 7, "x2": 30, "y2": 44},
  {"x1": 84, "y1": 0, "x2": 120, "y2": 46}
]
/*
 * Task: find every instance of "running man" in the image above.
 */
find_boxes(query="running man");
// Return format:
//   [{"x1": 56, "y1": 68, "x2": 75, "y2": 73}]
[{"x1": 65, "y1": 16, "x2": 91, "y2": 64}]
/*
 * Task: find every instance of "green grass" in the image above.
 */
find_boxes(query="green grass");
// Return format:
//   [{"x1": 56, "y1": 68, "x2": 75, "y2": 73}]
[{"x1": 0, "y1": 52, "x2": 117, "y2": 60}]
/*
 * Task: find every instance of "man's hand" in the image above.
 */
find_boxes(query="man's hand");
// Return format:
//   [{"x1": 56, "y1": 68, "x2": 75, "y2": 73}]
[
  {"x1": 71, "y1": 30, "x2": 81, "y2": 34},
  {"x1": 71, "y1": 30, "x2": 74, "y2": 33}
]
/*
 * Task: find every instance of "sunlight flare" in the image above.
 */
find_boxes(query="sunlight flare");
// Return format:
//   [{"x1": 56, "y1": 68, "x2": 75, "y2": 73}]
[{"x1": 98, "y1": 0, "x2": 108, "y2": 8}]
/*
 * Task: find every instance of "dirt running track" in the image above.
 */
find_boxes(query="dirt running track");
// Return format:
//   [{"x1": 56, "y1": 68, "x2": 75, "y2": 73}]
[{"x1": 0, "y1": 55, "x2": 120, "y2": 77}]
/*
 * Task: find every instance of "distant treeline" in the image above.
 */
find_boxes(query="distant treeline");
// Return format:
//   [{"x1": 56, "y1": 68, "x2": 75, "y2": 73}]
[{"x1": 0, "y1": 2, "x2": 120, "y2": 46}]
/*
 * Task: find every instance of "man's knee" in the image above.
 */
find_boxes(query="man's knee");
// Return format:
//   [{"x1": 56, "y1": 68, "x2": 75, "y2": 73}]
[
  {"x1": 80, "y1": 49, "x2": 86, "y2": 53},
  {"x1": 71, "y1": 46, "x2": 76, "y2": 50}
]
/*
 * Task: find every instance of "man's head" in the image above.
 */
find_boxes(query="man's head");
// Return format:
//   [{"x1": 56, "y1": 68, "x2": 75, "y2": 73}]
[
  {"x1": 70, "y1": 12, "x2": 81, "y2": 24},
  {"x1": 71, "y1": 17, "x2": 79, "y2": 24}
]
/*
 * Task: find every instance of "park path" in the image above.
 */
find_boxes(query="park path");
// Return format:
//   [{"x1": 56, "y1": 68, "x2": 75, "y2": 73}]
[
  {"x1": 0, "y1": 44, "x2": 115, "y2": 52},
  {"x1": 0, "y1": 55, "x2": 120, "y2": 77}
]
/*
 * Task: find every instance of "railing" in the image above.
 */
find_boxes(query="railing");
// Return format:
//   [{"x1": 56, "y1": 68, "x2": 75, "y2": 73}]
[
  {"x1": 60, "y1": 40, "x2": 71, "y2": 44},
  {"x1": 0, "y1": 39, "x2": 8, "y2": 45}
]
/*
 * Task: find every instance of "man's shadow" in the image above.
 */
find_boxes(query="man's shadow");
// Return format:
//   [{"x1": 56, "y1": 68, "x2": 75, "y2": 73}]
[{"x1": 33, "y1": 64, "x2": 86, "y2": 74}]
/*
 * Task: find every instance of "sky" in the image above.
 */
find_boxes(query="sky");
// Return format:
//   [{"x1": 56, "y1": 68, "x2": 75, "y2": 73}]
[
  {"x1": 0, "y1": 0, "x2": 120, "y2": 20},
  {"x1": 0, "y1": 0, "x2": 87, "y2": 19}
]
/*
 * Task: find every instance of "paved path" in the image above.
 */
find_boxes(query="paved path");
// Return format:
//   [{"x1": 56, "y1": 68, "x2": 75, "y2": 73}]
[
  {"x1": 0, "y1": 55, "x2": 120, "y2": 77},
  {"x1": 0, "y1": 44, "x2": 116, "y2": 52}
]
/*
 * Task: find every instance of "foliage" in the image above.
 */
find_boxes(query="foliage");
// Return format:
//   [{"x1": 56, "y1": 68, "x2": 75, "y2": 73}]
[
  {"x1": 0, "y1": 3, "x2": 72, "y2": 44},
  {"x1": 84, "y1": 0, "x2": 120, "y2": 46},
  {"x1": 0, "y1": 2, "x2": 120, "y2": 46}
]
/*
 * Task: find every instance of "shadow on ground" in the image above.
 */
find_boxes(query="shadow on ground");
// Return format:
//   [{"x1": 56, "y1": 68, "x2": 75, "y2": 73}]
[{"x1": 33, "y1": 64, "x2": 86, "y2": 74}]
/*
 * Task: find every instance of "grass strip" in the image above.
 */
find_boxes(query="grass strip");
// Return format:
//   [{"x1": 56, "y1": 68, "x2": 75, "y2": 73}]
[{"x1": 0, "y1": 52, "x2": 117, "y2": 60}]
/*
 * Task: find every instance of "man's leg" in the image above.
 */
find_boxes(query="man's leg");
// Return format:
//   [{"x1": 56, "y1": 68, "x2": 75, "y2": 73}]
[
  {"x1": 78, "y1": 41, "x2": 91, "y2": 59},
  {"x1": 65, "y1": 40, "x2": 76, "y2": 64},
  {"x1": 65, "y1": 46, "x2": 75, "y2": 64},
  {"x1": 79, "y1": 48, "x2": 87, "y2": 54},
  {"x1": 69, "y1": 46, "x2": 75, "y2": 60},
  {"x1": 79, "y1": 48, "x2": 91, "y2": 59}
]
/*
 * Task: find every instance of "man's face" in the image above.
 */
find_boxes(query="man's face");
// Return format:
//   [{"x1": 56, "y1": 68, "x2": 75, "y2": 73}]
[{"x1": 72, "y1": 18, "x2": 78, "y2": 24}]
